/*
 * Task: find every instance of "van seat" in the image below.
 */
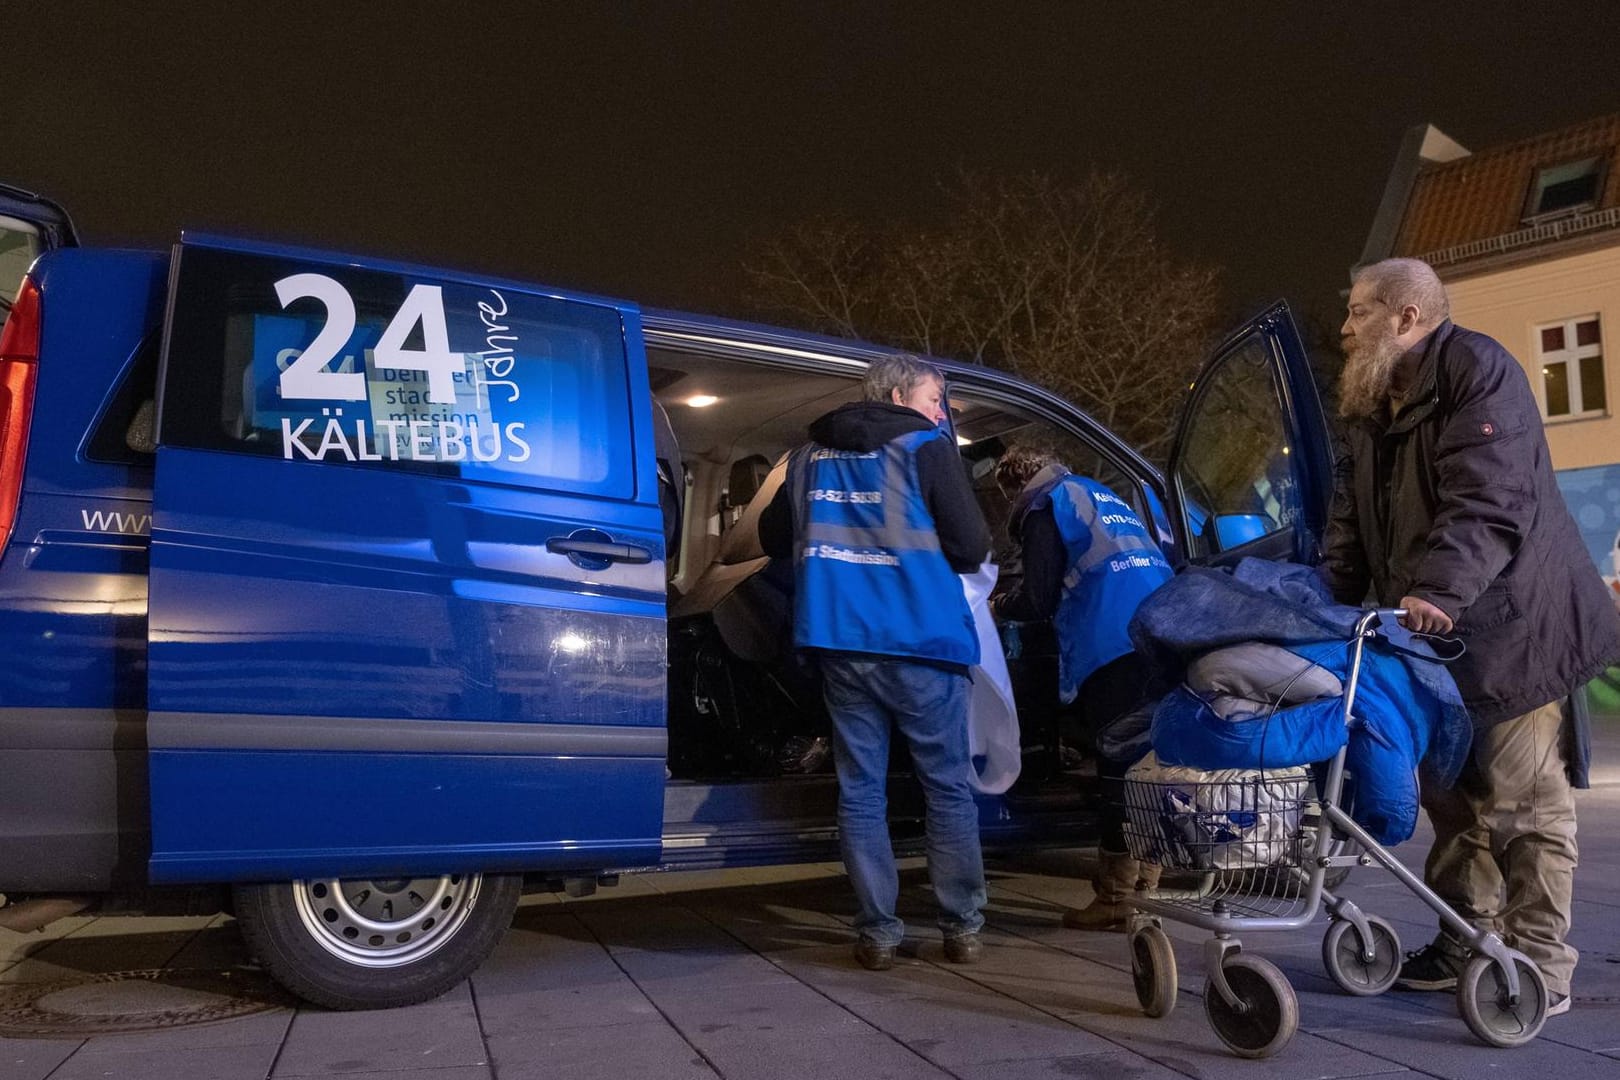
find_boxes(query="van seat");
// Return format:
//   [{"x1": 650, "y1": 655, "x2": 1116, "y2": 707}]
[
  {"x1": 671, "y1": 456, "x2": 792, "y2": 663},
  {"x1": 723, "y1": 454, "x2": 771, "y2": 531}
]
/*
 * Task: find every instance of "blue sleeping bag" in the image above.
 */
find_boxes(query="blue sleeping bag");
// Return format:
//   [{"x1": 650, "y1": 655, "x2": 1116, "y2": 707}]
[
  {"x1": 1133, "y1": 561, "x2": 1472, "y2": 846},
  {"x1": 1150, "y1": 688, "x2": 1347, "y2": 771}
]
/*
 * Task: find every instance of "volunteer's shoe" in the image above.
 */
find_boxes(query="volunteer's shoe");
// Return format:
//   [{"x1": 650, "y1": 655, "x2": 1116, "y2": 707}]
[
  {"x1": 943, "y1": 933, "x2": 983, "y2": 964},
  {"x1": 1061, "y1": 899, "x2": 1128, "y2": 931},
  {"x1": 1547, "y1": 991, "x2": 1571, "y2": 1017},
  {"x1": 1395, "y1": 941, "x2": 1465, "y2": 991},
  {"x1": 1062, "y1": 850, "x2": 1140, "y2": 932},
  {"x1": 854, "y1": 939, "x2": 896, "y2": 971}
]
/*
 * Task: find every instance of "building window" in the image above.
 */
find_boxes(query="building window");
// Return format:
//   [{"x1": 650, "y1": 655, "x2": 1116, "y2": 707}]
[
  {"x1": 1522, "y1": 156, "x2": 1605, "y2": 222},
  {"x1": 1536, "y1": 315, "x2": 1605, "y2": 419}
]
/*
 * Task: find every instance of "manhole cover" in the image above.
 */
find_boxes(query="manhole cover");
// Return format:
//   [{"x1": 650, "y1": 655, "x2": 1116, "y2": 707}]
[{"x1": 0, "y1": 968, "x2": 292, "y2": 1038}]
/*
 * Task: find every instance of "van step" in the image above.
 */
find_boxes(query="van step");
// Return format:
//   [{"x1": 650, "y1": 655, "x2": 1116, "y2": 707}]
[{"x1": 662, "y1": 775, "x2": 840, "y2": 827}]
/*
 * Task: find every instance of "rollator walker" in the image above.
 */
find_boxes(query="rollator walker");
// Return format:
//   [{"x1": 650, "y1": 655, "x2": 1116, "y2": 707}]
[{"x1": 1121, "y1": 609, "x2": 1549, "y2": 1058}]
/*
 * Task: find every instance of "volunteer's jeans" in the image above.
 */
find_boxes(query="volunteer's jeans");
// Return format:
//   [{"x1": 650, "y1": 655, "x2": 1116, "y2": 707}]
[
  {"x1": 1421, "y1": 698, "x2": 1579, "y2": 994},
  {"x1": 822, "y1": 657, "x2": 986, "y2": 947}
]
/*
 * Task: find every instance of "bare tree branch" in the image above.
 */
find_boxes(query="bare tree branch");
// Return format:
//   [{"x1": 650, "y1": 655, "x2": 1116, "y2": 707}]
[{"x1": 743, "y1": 171, "x2": 1222, "y2": 463}]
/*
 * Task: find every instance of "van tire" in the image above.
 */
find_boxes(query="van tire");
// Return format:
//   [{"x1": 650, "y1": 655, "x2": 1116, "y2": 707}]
[{"x1": 234, "y1": 872, "x2": 522, "y2": 1010}]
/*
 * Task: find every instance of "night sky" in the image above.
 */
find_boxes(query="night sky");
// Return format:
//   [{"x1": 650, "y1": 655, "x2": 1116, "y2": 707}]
[{"x1": 13, "y1": 3, "x2": 1620, "y2": 333}]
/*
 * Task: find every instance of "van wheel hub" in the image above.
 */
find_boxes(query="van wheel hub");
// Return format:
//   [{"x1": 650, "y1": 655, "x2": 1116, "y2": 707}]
[{"x1": 291, "y1": 874, "x2": 480, "y2": 969}]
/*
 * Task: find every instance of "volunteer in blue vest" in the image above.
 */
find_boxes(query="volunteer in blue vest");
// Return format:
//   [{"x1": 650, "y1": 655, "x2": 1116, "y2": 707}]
[
  {"x1": 989, "y1": 447, "x2": 1172, "y2": 931},
  {"x1": 759, "y1": 355, "x2": 992, "y2": 971}
]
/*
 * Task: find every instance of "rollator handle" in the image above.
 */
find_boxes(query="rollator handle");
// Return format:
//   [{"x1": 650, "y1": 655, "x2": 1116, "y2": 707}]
[{"x1": 1354, "y1": 608, "x2": 1407, "y2": 635}]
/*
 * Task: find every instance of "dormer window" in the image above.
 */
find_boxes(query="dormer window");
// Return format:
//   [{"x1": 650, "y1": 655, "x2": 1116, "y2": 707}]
[{"x1": 1523, "y1": 155, "x2": 1606, "y2": 222}]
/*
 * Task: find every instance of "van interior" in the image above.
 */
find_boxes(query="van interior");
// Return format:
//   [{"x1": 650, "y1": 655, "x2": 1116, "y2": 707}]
[{"x1": 650, "y1": 344, "x2": 1137, "y2": 800}]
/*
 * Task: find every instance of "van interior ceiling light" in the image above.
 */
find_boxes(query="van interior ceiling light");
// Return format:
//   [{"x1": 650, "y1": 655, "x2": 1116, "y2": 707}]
[{"x1": 685, "y1": 394, "x2": 719, "y2": 408}]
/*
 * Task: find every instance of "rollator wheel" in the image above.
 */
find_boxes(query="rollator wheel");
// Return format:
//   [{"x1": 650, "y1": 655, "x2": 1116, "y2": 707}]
[
  {"x1": 1204, "y1": 954, "x2": 1298, "y2": 1059},
  {"x1": 1457, "y1": 951, "x2": 1548, "y2": 1048},
  {"x1": 1321, "y1": 915, "x2": 1401, "y2": 996},
  {"x1": 1129, "y1": 924, "x2": 1177, "y2": 1018}
]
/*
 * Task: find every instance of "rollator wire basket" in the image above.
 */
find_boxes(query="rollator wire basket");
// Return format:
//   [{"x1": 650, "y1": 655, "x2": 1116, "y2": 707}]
[
  {"x1": 1119, "y1": 641, "x2": 1334, "y2": 889},
  {"x1": 1120, "y1": 769, "x2": 1311, "y2": 873}
]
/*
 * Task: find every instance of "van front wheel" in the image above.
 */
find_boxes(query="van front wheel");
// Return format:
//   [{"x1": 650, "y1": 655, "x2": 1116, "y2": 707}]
[{"x1": 234, "y1": 872, "x2": 522, "y2": 1010}]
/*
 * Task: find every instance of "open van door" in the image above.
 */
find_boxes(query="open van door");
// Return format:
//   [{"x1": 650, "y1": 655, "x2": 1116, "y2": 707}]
[
  {"x1": 0, "y1": 183, "x2": 77, "y2": 250},
  {"x1": 146, "y1": 235, "x2": 669, "y2": 1007},
  {"x1": 1166, "y1": 301, "x2": 1332, "y2": 567},
  {"x1": 1, "y1": 183, "x2": 77, "y2": 305}
]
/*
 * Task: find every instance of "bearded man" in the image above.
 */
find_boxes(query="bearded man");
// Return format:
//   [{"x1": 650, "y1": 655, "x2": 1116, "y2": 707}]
[{"x1": 1322, "y1": 258, "x2": 1620, "y2": 1016}]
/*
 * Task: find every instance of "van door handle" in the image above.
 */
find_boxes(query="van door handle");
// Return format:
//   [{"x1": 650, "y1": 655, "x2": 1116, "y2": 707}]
[{"x1": 545, "y1": 536, "x2": 654, "y2": 565}]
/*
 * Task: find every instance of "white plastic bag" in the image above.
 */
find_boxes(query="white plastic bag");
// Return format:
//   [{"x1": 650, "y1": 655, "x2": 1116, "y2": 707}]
[
  {"x1": 960, "y1": 562, "x2": 1021, "y2": 794},
  {"x1": 1123, "y1": 751, "x2": 1308, "y2": 869}
]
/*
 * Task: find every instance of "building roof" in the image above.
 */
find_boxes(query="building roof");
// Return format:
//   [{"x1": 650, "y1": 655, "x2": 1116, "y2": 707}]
[{"x1": 1366, "y1": 113, "x2": 1620, "y2": 274}]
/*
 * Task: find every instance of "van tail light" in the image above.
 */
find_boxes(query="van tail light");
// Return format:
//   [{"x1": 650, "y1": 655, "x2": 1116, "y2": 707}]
[{"x1": 0, "y1": 277, "x2": 42, "y2": 552}]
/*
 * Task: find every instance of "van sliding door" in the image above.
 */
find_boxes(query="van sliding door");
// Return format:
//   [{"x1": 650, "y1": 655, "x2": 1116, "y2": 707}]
[{"x1": 146, "y1": 235, "x2": 667, "y2": 883}]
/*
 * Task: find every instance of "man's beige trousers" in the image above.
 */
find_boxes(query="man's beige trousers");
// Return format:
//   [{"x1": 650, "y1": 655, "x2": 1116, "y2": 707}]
[{"x1": 1420, "y1": 698, "x2": 1578, "y2": 994}]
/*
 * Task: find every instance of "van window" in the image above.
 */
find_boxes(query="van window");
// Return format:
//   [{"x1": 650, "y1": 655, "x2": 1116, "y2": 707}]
[
  {"x1": 1175, "y1": 332, "x2": 1300, "y2": 558},
  {"x1": 0, "y1": 215, "x2": 40, "y2": 306},
  {"x1": 84, "y1": 335, "x2": 161, "y2": 465},
  {"x1": 160, "y1": 247, "x2": 636, "y2": 499}
]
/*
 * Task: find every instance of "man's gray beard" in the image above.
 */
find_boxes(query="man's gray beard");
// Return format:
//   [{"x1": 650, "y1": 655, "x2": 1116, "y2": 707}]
[{"x1": 1338, "y1": 334, "x2": 1403, "y2": 419}]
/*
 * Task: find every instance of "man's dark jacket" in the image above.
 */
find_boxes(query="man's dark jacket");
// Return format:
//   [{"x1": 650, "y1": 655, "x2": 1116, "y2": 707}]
[{"x1": 1320, "y1": 320, "x2": 1620, "y2": 759}]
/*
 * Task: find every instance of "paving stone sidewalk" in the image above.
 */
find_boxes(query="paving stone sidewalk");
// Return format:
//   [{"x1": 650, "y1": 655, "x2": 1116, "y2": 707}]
[{"x1": 5, "y1": 733, "x2": 1619, "y2": 1080}]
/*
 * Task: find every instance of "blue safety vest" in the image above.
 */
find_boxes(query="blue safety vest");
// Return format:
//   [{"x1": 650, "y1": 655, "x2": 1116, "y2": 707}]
[
  {"x1": 1033, "y1": 474, "x2": 1172, "y2": 702},
  {"x1": 785, "y1": 429, "x2": 979, "y2": 667}
]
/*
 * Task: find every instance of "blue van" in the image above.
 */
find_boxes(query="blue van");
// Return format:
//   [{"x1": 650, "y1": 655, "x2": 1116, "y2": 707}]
[{"x1": 0, "y1": 191, "x2": 1333, "y2": 1008}]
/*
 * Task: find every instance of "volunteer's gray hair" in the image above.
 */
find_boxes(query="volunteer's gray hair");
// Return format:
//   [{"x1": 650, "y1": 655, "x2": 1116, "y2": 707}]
[
  {"x1": 1353, "y1": 258, "x2": 1451, "y2": 327},
  {"x1": 863, "y1": 354, "x2": 945, "y2": 403}
]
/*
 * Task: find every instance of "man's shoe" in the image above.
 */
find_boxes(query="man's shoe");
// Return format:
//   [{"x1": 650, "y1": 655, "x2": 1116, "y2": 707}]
[
  {"x1": 1547, "y1": 991, "x2": 1571, "y2": 1017},
  {"x1": 853, "y1": 939, "x2": 896, "y2": 971},
  {"x1": 1395, "y1": 941, "x2": 1465, "y2": 991},
  {"x1": 943, "y1": 932, "x2": 982, "y2": 964}
]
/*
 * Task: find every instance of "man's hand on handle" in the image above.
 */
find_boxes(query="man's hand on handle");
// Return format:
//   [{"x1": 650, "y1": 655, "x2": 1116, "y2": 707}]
[{"x1": 1398, "y1": 595, "x2": 1454, "y2": 635}]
